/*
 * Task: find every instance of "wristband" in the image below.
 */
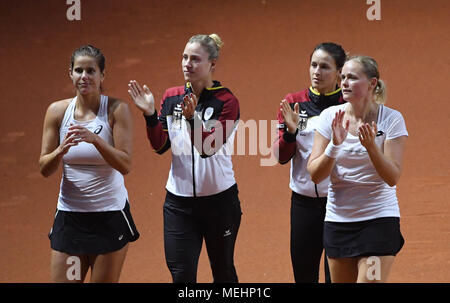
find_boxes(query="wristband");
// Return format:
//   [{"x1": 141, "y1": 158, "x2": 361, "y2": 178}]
[
  {"x1": 144, "y1": 111, "x2": 159, "y2": 127},
  {"x1": 324, "y1": 141, "x2": 341, "y2": 159},
  {"x1": 283, "y1": 128, "x2": 298, "y2": 143}
]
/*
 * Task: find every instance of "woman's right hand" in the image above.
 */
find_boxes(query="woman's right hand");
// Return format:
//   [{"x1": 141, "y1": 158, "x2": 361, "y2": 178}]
[
  {"x1": 280, "y1": 99, "x2": 299, "y2": 134},
  {"x1": 57, "y1": 131, "x2": 79, "y2": 156},
  {"x1": 331, "y1": 109, "x2": 349, "y2": 145},
  {"x1": 128, "y1": 80, "x2": 155, "y2": 116}
]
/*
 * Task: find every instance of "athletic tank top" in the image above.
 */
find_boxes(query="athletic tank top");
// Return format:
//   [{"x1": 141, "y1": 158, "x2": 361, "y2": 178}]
[{"x1": 57, "y1": 95, "x2": 128, "y2": 212}]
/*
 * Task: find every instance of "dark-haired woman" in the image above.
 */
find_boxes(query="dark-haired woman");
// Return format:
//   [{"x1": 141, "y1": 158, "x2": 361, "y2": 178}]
[
  {"x1": 273, "y1": 42, "x2": 347, "y2": 283},
  {"x1": 39, "y1": 45, "x2": 139, "y2": 282},
  {"x1": 128, "y1": 33, "x2": 241, "y2": 283}
]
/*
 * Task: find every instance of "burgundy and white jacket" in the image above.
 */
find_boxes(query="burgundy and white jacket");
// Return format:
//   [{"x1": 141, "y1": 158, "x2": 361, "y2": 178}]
[
  {"x1": 273, "y1": 87, "x2": 345, "y2": 198},
  {"x1": 144, "y1": 81, "x2": 240, "y2": 197}
]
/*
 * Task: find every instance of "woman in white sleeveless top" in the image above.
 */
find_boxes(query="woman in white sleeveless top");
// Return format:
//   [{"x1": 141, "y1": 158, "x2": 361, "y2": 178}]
[{"x1": 39, "y1": 45, "x2": 139, "y2": 282}]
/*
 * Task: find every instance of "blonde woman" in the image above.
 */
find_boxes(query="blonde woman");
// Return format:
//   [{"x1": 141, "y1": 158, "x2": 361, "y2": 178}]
[
  {"x1": 307, "y1": 55, "x2": 408, "y2": 282},
  {"x1": 128, "y1": 34, "x2": 241, "y2": 283}
]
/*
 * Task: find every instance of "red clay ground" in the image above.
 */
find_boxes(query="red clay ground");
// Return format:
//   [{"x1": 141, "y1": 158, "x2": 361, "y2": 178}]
[{"x1": 0, "y1": 0, "x2": 449, "y2": 283}]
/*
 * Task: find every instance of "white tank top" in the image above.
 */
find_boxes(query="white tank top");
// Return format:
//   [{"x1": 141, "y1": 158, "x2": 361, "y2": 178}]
[{"x1": 57, "y1": 95, "x2": 128, "y2": 212}]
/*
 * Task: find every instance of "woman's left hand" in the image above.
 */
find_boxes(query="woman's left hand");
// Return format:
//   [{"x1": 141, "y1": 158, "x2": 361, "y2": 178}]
[
  {"x1": 358, "y1": 121, "x2": 377, "y2": 150},
  {"x1": 182, "y1": 93, "x2": 197, "y2": 120},
  {"x1": 67, "y1": 124, "x2": 98, "y2": 145}
]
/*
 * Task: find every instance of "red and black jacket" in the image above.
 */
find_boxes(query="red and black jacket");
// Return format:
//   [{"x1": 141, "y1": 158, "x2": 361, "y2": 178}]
[
  {"x1": 143, "y1": 81, "x2": 240, "y2": 197},
  {"x1": 273, "y1": 86, "x2": 344, "y2": 197}
]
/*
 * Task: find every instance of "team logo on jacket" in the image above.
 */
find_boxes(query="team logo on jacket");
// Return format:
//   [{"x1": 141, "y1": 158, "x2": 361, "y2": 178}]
[
  {"x1": 297, "y1": 110, "x2": 308, "y2": 131},
  {"x1": 203, "y1": 107, "x2": 214, "y2": 120},
  {"x1": 172, "y1": 103, "x2": 183, "y2": 130}
]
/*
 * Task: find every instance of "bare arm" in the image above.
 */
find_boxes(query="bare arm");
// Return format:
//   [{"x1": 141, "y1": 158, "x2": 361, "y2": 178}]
[
  {"x1": 359, "y1": 122, "x2": 407, "y2": 186},
  {"x1": 39, "y1": 100, "x2": 77, "y2": 177},
  {"x1": 308, "y1": 109, "x2": 349, "y2": 183},
  {"x1": 108, "y1": 100, "x2": 133, "y2": 174},
  {"x1": 307, "y1": 131, "x2": 336, "y2": 184}
]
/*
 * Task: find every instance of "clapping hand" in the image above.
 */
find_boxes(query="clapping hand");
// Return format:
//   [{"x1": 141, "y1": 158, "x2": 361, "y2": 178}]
[
  {"x1": 358, "y1": 121, "x2": 377, "y2": 150},
  {"x1": 128, "y1": 80, "x2": 155, "y2": 116},
  {"x1": 67, "y1": 124, "x2": 98, "y2": 145},
  {"x1": 332, "y1": 110, "x2": 349, "y2": 145},
  {"x1": 280, "y1": 99, "x2": 299, "y2": 134},
  {"x1": 182, "y1": 93, "x2": 197, "y2": 120},
  {"x1": 57, "y1": 131, "x2": 79, "y2": 155}
]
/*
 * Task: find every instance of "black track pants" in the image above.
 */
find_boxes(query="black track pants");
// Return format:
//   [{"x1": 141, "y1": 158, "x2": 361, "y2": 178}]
[
  {"x1": 290, "y1": 191, "x2": 331, "y2": 283},
  {"x1": 163, "y1": 184, "x2": 242, "y2": 283}
]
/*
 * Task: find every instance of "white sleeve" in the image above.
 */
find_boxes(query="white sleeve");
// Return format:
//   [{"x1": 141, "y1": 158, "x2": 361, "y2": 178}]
[
  {"x1": 386, "y1": 110, "x2": 408, "y2": 140},
  {"x1": 315, "y1": 107, "x2": 333, "y2": 140}
]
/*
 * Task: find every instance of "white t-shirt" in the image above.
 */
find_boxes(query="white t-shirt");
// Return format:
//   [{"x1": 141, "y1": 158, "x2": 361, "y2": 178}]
[{"x1": 316, "y1": 103, "x2": 408, "y2": 222}]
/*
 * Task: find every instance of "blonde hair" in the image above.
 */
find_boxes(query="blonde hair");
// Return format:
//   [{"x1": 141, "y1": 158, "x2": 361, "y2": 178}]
[
  {"x1": 188, "y1": 33, "x2": 224, "y2": 60},
  {"x1": 347, "y1": 55, "x2": 386, "y2": 104}
]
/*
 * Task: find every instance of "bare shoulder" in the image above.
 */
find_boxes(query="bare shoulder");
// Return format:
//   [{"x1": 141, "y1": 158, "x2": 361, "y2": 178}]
[
  {"x1": 107, "y1": 97, "x2": 132, "y2": 123},
  {"x1": 44, "y1": 98, "x2": 72, "y2": 125},
  {"x1": 107, "y1": 97, "x2": 129, "y2": 112},
  {"x1": 47, "y1": 98, "x2": 72, "y2": 116}
]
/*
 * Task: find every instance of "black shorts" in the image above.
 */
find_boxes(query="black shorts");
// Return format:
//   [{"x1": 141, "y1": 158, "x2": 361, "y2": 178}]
[
  {"x1": 324, "y1": 217, "x2": 404, "y2": 258},
  {"x1": 49, "y1": 201, "x2": 140, "y2": 255}
]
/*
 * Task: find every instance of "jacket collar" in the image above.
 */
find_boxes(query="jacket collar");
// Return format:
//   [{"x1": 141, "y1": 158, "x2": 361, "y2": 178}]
[
  {"x1": 308, "y1": 86, "x2": 344, "y2": 110},
  {"x1": 184, "y1": 80, "x2": 223, "y2": 95}
]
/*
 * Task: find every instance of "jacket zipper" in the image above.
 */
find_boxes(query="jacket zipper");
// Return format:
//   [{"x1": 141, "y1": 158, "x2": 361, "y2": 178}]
[{"x1": 191, "y1": 143, "x2": 196, "y2": 197}]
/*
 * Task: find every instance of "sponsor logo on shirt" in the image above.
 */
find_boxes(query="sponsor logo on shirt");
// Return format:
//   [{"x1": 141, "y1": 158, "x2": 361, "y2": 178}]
[{"x1": 94, "y1": 125, "x2": 103, "y2": 134}]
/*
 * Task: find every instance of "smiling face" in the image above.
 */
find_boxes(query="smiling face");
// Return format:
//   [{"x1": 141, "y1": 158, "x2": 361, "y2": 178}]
[
  {"x1": 341, "y1": 59, "x2": 377, "y2": 102},
  {"x1": 70, "y1": 55, "x2": 104, "y2": 96},
  {"x1": 309, "y1": 49, "x2": 340, "y2": 94},
  {"x1": 182, "y1": 42, "x2": 215, "y2": 83}
]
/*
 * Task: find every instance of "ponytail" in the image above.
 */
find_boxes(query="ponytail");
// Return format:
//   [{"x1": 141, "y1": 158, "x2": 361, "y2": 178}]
[{"x1": 374, "y1": 79, "x2": 386, "y2": 104}]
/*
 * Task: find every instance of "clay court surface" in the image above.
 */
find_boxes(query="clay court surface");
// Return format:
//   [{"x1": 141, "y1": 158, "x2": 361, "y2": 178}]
[{"x1": 0, "y1": 0, "x2": 449, "y2": 283}]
